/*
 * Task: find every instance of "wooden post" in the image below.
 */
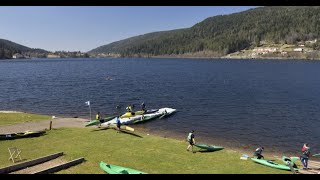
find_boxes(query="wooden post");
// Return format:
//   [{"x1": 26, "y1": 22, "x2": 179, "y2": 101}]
[{"x1": 49, "y1": 121, "x2": 52, "y2": 130}]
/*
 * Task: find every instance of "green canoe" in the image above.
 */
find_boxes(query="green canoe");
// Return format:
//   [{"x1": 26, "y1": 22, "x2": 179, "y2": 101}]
[
  {"x1": 85, "y1": 115, "x2": 117, "y2": 127},
  {"x1": 99, "y1": 161, "x2": 147, "y2": 174},
  {"x1": 313, "y1": 153, "x2": 320, "y2": 157},
  {"x1": 281, "y1": 156, "x2": 298, "y2": 168},
  {"x1": 251, "y1": 158, "x2": 299, "y2": 171},
  {"x1": 194, "y1": 144, "x2": 224, "y2": 151}
]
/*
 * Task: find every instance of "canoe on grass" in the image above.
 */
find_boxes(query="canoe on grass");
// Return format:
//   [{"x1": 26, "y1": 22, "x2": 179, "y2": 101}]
[
  {"x1": 251, "y1": 158, "x2": 299, "y2": 171},
  {"x1": 0, "y1": 130, "x2": 46, "y2": 140},
  {"x1": 281, "y1": 156, "x2": 298, "y2": 168},
  {"x1": 194, "y1": 144, "x2": 224, "y2": 151},
  {"x1": 99, "y1": 161, "x2": 147, "y2": 174}
]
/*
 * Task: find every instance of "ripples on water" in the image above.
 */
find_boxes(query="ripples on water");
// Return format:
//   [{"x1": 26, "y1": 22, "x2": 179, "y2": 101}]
[{"x1": 1, "y1": 58, "x2": 320, "y2": 155}]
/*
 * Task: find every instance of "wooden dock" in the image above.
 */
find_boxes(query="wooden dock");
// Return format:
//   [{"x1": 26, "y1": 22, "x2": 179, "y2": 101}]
[{"x1": 0, "y1": 152, "x2": 85, "y2": 174}]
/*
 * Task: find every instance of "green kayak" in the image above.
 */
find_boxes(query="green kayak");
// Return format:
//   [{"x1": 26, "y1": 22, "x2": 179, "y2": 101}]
[
  {"x1": 281, "y1": 156, "x2": 298, "y2": 168},
  {"x1": 313, "y1": 153, "x2": 320, "y2": 157},
  {"x1": 194, "y1": 144, "x2": 224, "y2": 151},
  {"x1": 251, "y1": 158, "x2": 299, "y2": 171},
  {"x1": 99, "y1": 161, "x2": 147, "y2": 174},
  {"x1": 85, "y1": 115, "x2": 116, "y2": 127}
]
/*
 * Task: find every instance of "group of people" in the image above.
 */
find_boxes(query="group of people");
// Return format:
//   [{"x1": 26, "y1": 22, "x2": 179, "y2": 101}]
[
  {"x1": 252, "y1": 143, "x2": 312, "y2": 170},
  {"x1": 185, "y1": 130, "x2": 314, "y2": 171},
  {"x1": 126, "y1": 102, "x2": 146, "y2": 112}
]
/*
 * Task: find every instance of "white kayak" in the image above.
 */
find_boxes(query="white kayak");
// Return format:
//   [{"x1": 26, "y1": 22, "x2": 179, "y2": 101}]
[{"x1": 100, "y1": 107, "x2": 176, "y2": 126}]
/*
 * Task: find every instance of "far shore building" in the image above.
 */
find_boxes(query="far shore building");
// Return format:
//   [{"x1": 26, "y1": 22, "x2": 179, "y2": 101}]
[
  {"x1": 293, "y1": 48, "x2": 304, "y2": 52},
  {"x1": 47, "y1": 54, "x2": 61, "y2": 58},
  {"x1": 12, "y1": 53, "x2": 24, "y2": 59},
  {"x1": 252, "y1": 47, "x2": 279, "y2": 53}
]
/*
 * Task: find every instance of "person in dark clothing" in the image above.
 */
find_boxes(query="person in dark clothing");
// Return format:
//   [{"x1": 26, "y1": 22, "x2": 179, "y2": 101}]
[
  {"x1": 253, "y1": 147, "x2": 264, "y2": 159},
  {"x1": 126, "y1": 104, "x2": 132, "y2": 112},
  {"x1": 116, "y1": 116, "x2": 121, "y2": 133},
  {"x1": 141, "y1": 102, "x2": 146, "y2": 111},
  {"x1": 300, "y1": 143, "x2": 311, "y2": 170},
  {"x1": 186, "y1": 130, "x2": 196, "y2": 153}
]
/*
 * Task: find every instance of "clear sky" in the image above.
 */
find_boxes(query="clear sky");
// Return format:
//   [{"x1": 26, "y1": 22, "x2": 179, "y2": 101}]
[{"x1": 0, "y1": 6, "x2": 256, "y2": 52}]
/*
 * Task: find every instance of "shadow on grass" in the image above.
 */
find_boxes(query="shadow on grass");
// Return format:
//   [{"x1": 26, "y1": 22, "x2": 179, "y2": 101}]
[
  {"x1": 91, "y1": 127, "x2": 143, "y2": 138},
  {"x1": 119, "y1": 130, "x2": 143, "y2": 138},
  {"x1": 197, "y1": 149, "x2": 224, "y2": 153}
]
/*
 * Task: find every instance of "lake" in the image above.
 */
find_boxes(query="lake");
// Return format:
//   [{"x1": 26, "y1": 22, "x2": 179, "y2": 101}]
[{"x1": 1, "y1": 58, "x2": 320, "y2": 156}]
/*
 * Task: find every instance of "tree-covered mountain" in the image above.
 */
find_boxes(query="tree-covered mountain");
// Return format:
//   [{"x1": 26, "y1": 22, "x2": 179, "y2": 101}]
[
  {"x1": 0, "y1": 39, "x2": 48, "y2": 59},
  {"x1": 89, "y1": 6, "x2": 320, "y2": 57}
]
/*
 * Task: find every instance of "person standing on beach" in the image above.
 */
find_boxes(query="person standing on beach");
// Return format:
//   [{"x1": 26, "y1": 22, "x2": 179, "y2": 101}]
[
  {"x1": 96, "y1": 112, "x2": 101, "y2": 121},
  {"x1": 126, "y1": 104, "x2": 132, "y2": 112},
  {"x1": 140, "y1": 102, "x2": 146, "y2": 112},
  {"x1": 116, "y1": 116, "x2": 121, "y2": 133},
  {"x1": 95, "y1": 112, "x2": 102, "y2": 127},
  {"x1": 253, "y1": 147, "x2": 264, "y2": 159},
  {"x1": 300, "y1": 143, "x2": 311, "y2": 170},
  {"x1": 187, "y1": 130, "x2": 195, "y2": 153}
]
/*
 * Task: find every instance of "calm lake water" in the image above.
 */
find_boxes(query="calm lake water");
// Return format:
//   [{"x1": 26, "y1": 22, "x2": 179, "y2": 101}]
[{"x1": 1, "y1": 58, "x2": 320, "y2": 155}]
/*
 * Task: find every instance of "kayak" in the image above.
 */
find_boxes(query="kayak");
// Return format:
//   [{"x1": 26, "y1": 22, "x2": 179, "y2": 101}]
[
  {"x1": 158, "y1": 108, "x2": 176, "y2": 119},
  {"x1": 99, "y1": 161, "x2": 147, "y2": 174},
  {"x1": 281, "y1": 156, "x2": 298, "y2": 168},
  {"x1": 312, "y1": 153, "x2": 320, "y2": 157},
  {"x1": 132, "y1": 113, "x2": 162, "y2": 124},
  {"x1": 0, "y1": 130, "x2": 46, "y2": 140},
  {"x1": 85, "y1": 115, "x2": 117, "y2": 127},
  {"x1": 120, "y1": 109, "x2": 159, "y2": 118},
  {"x1": 120, "y1": 111, "x2": 145, "y2": 118},
  {"x1": 101, "y1": 107, "x2": 177, "y2": 126},
  {"x1": 194, "y1": 144, "x2": 224, "y2": 151},
  {"x1": 100, "y1": 115, "x2": 142, "y2": 127},
  {"x1": 251, "y1": 158, "x2": 299, "y2": 171}
]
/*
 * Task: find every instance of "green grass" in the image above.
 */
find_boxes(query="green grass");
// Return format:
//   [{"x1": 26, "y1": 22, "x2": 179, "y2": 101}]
[
  {"x1": 0, "y1": 127, "x2": 296, "y2": 174},
  {"x1": 0, "y1": 113, "x2": 51, "y2": 126}
]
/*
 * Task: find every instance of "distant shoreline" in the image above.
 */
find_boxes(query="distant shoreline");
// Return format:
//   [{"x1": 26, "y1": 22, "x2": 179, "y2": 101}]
[{"x1": 0, "y1": 110, "x2": 23, "y2": 113}]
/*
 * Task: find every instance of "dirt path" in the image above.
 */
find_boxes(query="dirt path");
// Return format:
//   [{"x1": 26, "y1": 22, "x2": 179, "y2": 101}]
[{"x1": 0, "y1": 117, "x2": 92, "y2": 134}]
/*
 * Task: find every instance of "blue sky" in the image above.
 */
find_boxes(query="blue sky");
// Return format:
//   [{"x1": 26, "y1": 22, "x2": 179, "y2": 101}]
[{"x1": 0, "y1": 6, "x2": 256, "y2": 52}]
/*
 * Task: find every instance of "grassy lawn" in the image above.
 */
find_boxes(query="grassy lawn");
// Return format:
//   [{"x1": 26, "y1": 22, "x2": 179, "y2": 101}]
[
  {"x1": 0, "y1": 112, "x2": 51, "y2": 126},
  {"x1": 0, "y1": 127, "x2": 295, "y2": 174}
]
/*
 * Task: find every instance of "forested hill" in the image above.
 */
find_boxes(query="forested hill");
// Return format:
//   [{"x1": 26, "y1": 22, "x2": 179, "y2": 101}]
[
  {"x1": 89, "y1": 6, "x2": 320, "y2": 57},
  {"x1": 0, "y1": 39, "x2": 48, "y2": 59}
]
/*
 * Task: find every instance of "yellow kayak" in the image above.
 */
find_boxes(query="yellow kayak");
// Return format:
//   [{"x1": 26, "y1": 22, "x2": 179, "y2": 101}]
[{"x1": 120, "y1": 110, "x2": 145, "y2": 118}]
